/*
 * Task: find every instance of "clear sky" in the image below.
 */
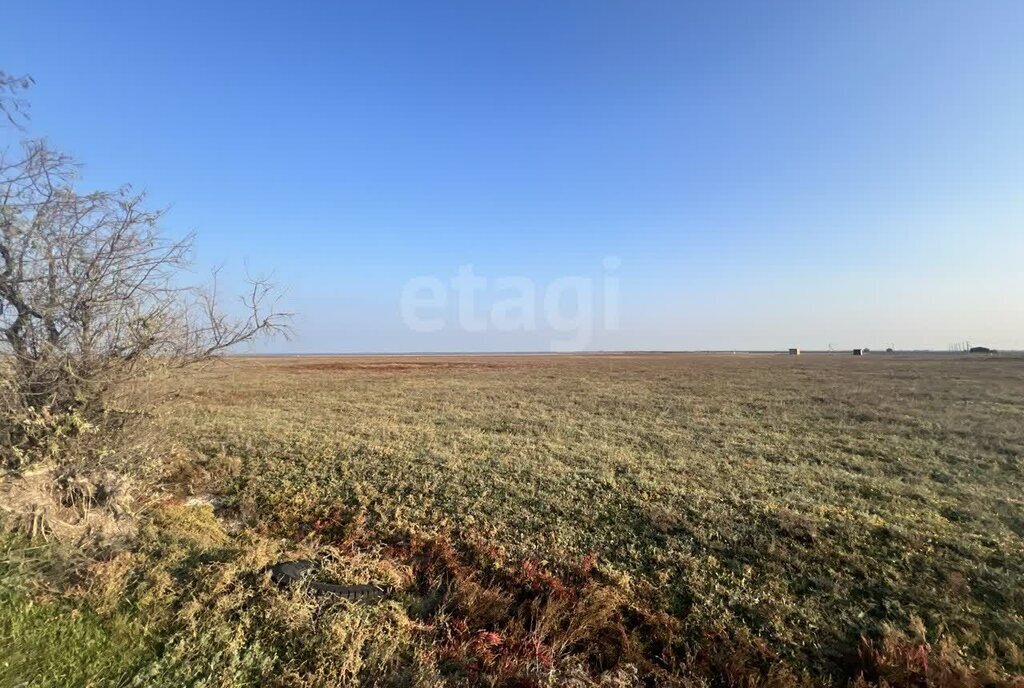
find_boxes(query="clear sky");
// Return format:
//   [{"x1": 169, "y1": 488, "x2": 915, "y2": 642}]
[{"x1": 4, "y1": 1, "x2": 1023, "y2": 352}]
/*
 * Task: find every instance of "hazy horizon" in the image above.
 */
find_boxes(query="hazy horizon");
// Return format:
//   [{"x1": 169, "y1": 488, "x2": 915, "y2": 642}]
[{"x1": 5, "y1": 1, "x2": 1023, "y2": 353}]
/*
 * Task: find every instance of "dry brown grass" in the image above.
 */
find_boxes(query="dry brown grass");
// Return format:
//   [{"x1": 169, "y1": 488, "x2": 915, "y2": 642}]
[
  {"x1": 3, "y1": 352, "x2": 1023, "y2": 686},
  {"x1": 160, "y1": 352, "x2": 1024, "y2": 682}
]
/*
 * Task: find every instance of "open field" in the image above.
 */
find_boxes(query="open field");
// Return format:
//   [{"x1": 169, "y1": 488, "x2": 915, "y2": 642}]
[
  {"x1": 4, "y1": 352, "x2": 1024, "y2": 686},
  {"x1": 174, "y1": 354, "x2": 1023, "y2": 674}
]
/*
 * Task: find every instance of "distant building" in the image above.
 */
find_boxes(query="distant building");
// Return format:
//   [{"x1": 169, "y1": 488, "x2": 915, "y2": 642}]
[
  {"x1": 969, "y1": 346, "x2": 996, "y2": 354},
  {"x1": 789, "y1": 348, "x2": 800, "y2": 355},
  {"x1": 852, "y1": 349, "x2": 864, "y2": 356}
]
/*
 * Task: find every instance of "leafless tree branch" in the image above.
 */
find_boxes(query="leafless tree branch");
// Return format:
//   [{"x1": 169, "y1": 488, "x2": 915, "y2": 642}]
[{"x1": 0, "y1": 71, "x2": 34, "y2": 130}]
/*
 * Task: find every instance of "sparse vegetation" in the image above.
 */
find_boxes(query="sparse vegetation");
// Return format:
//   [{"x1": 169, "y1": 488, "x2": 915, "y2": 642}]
[{"x1": 5, "y1": 353, "x2": 1022, "y2": 686}]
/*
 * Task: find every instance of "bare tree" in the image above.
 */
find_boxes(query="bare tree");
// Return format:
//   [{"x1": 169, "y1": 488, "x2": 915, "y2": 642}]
[{"x1": 1, "y1": 139, "x2": 289, "y2": 465}]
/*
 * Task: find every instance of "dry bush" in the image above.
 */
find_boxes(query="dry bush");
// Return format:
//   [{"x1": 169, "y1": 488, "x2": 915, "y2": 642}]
[
  {"x1": 1, "y1": 139, "x2": 289, "y2": 474},
  {"x1": 0, "y1": 127, "x2": 288, "y2": 549}
]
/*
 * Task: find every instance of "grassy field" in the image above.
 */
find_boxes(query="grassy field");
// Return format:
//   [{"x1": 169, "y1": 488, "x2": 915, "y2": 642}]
[
  {"x1": 175, "y1": 354, "x2": 1024, "y2": 675},
  {"x1": 4, "y1": 352, "x2": 1024, "y2": 686}
]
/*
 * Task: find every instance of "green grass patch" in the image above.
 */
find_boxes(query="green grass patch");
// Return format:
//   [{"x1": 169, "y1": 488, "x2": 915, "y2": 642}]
[{"x1": 0, "y1": 534, "x2": 155, "y2": 688}]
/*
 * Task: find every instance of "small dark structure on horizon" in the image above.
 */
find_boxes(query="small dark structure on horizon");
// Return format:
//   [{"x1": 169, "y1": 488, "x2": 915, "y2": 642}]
[
  {"x1": 852, "y1": 349, "x2": 864, "y2": 356},
  {"x1": 969, "y1": 346, "x2": 996, "y2": 354}
]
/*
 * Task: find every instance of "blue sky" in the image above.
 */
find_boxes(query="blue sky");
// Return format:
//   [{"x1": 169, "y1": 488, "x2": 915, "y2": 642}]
[{"x1": 4, "y1": 1, "x2": 1023, "y2": 352}]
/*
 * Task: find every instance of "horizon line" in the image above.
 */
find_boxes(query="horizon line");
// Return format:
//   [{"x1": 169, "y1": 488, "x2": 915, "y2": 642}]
[{"x1": 231, "y1": 349, "x2": 1019, "y2": 357}]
